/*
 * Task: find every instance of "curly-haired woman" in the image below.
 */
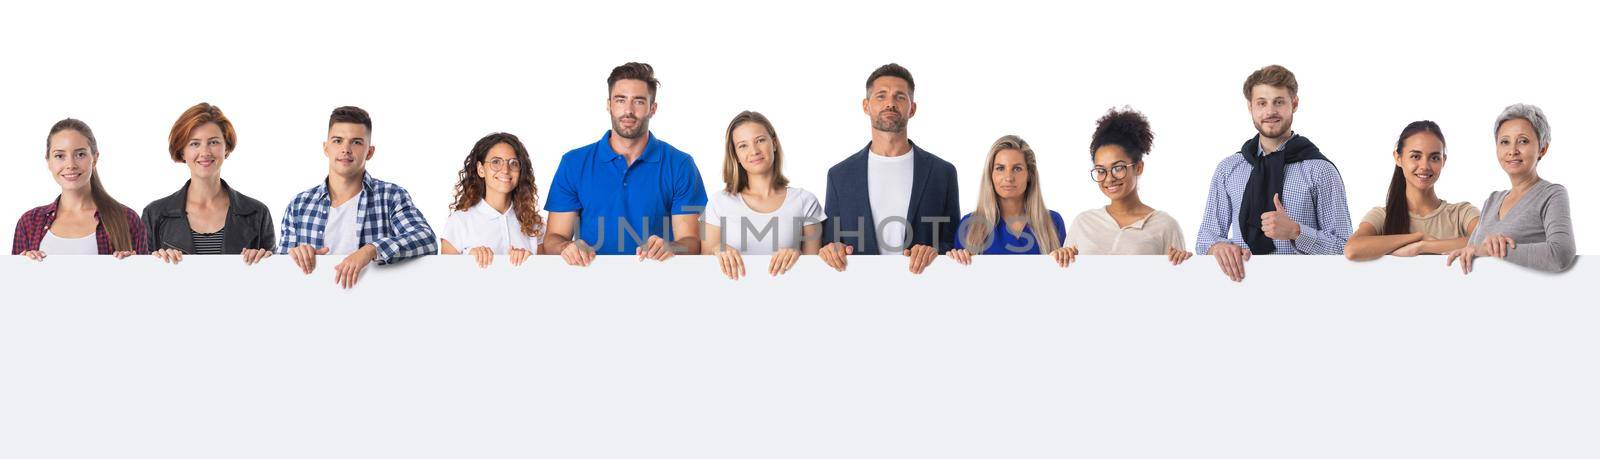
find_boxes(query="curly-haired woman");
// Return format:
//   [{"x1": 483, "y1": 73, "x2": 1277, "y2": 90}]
[
  {"x1": 441, "y1": 132, "x2": 544, "y2": 268},
  {"x1": 1062, "y1": 107, "x2": 1192, "y2": 265}
]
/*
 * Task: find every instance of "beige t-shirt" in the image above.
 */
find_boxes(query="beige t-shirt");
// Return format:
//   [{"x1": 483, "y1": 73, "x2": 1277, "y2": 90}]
[
  {"x1": 1064, "y1": 208, "x2": 1186, "y2": 255},
  {"x1": 1360, "y1": 201, "x2": 1480, "y2": 239}
]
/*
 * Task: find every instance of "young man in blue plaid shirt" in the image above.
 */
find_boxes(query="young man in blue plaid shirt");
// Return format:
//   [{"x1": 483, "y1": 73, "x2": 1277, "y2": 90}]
[{"x1": 276, "y1": 106, "x2": 437, "y2": 288}]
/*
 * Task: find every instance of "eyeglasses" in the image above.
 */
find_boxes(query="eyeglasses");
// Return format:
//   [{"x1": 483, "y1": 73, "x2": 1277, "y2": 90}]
[
  {"x1": 1089, "y1": 162, "x2": 1137, "y2": 182},
  {"x1": 483, "y1": 158, "x2": 521, "y2": 171}
]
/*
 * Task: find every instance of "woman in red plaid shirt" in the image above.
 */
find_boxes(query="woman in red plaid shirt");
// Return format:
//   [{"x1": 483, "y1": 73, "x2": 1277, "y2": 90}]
[{"x1": 12, "y1": 119, "x2": 148, "y2": 260}]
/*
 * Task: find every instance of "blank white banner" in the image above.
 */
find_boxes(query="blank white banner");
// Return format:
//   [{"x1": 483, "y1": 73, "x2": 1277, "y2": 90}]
[{"x1": 0, "y1": 254, "x2": 1592, "y2": 459}]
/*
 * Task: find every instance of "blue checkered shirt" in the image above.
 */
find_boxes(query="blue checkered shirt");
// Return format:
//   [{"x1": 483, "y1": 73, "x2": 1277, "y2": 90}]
[
  {"x1": 1195, "y1": 136, "x2": 1352, "y2": 255},
  {"x1": 275, "y1": 173, "x2": 437, "y2": 264}
]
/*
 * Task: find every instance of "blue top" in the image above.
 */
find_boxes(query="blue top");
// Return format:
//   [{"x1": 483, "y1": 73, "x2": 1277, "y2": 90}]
[
  {"x1": 952, "y1": 210, "x2": 1067, "y2": 254},
  {"x1": 545, "y1": 131, "x2": 709, "y2": 255}
]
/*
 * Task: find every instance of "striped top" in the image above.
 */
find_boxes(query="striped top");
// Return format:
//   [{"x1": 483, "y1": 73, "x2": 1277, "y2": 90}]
[{"x1": 192, "y1": 229, "x2": 225, "y2": 255}]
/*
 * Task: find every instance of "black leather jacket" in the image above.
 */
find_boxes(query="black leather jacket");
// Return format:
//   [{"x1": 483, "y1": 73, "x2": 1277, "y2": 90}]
[{"x1": 142, "y1": 179, "x2": 275, "y2": 254}]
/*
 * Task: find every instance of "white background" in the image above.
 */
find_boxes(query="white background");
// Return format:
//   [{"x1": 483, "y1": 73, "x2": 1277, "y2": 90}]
[
  {"x1": 0, "y1": 255, "x2": 1593, "y2": 458},
  {"x1": 1, "y1": 0, "x2": 1592, "y2": 250}
]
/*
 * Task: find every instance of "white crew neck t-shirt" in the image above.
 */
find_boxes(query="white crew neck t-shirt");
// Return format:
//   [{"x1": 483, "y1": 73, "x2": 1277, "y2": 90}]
[
  {"x1": 867, "y1": 149, "x2": 915, "y2": 251},
  {"x1": 701, "y1": 187, "x2": 824, "y2": 254}
]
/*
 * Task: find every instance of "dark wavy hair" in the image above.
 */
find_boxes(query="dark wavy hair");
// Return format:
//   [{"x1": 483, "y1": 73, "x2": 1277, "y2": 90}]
[
  {"x1": 1382, "y1": 121, "x2": 1447, "y2": 235},
  {"x1": 449, "y1": 132, "x2": 542, "y2": 238},
  {"x1": 1089, "y1": 107, "x2": 1154, "y2": 162}
]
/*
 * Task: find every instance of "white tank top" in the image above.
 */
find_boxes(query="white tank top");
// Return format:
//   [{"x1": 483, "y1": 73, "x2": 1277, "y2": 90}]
[{"x1": 39, "y1": 230, "x2": 99, "y2": 255}]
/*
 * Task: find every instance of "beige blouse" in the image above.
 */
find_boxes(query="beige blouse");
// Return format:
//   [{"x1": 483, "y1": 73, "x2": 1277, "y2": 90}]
[{"x1": 1064, "y1": 208, "x2": 1186, "y2": 255}]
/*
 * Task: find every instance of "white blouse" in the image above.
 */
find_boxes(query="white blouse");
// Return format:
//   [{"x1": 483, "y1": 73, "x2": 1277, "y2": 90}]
[{"x1": 441, "y1": 200, "x2": 538, "y2": 253}]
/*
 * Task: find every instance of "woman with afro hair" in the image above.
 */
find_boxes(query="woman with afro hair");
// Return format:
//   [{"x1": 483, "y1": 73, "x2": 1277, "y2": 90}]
[{"x1": 1062, "y1": 107, "x2": 1192, "y2": 265}]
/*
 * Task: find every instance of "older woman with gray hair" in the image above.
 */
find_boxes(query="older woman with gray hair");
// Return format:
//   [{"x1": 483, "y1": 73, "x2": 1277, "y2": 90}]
[{"x1": 1446, "y1": 104, "x2": 1576, "y2": 273}]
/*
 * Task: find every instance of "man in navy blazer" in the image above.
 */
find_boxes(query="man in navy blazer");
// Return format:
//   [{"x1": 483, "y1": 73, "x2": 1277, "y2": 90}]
[{"x1": 820, "y1": 63, "x2": 961, "y2": 274}]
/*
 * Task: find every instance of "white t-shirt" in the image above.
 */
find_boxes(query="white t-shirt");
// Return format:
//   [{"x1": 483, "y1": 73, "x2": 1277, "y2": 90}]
[
  {"x1": 701, "y1": 187, "x2": 824, "y2": 254},
  {"x1": 1063, "y1": 208, "x2": 1187, "y2": 255},
  {"x1": 324, "y1": 192, "x2": 363, "y2": 255},
  {"x1": 39, "y1": 230, "x2": 98, "y2": 255},
  {"x1": 442, "y1": 200, "x2": 538, "y2": 253},
  {"x1": 867, "y1": 149, "x2": 915, "y2": 251}
]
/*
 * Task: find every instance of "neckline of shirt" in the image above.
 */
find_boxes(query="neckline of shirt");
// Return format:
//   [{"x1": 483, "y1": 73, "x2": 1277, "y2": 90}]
[
  {"x1": 730, "y1": 188, "x2": 793, "y2": 216},
  {"x1": 1098, "y1": 207, "x2": 1158, "y2": 230},
  {"x1": 470, "y1": 199, "x2": 514, "y2": 220}
]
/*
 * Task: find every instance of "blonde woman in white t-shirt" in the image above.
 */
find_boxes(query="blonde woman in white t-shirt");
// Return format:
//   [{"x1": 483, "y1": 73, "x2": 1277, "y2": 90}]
[
  {"x1": 441, "y1": 132, "x2": 543, "y2": 268},
  {"x1": 702, "y1": 111, "x2": 823, "y2": 279}
]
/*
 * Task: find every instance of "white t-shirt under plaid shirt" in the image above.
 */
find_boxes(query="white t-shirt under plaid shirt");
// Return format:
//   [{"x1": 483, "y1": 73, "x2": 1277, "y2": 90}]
[{"x1": 275, "y1": 172, "x2": 438, "y2": 264}]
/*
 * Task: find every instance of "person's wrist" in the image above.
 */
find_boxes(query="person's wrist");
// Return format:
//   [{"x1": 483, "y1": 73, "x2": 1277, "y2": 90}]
[{"x1": 1207, "y1": 242, "x2": 1231, "y2": 255}]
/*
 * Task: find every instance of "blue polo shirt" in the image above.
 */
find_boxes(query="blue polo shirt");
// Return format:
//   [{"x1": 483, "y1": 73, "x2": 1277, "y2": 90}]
[
  {"x1": 952, "y1": 211, "x2": 1067, "y2": 254},
  {"x1": 545, "y1": 131, "x2": 709, "y2": 255}
]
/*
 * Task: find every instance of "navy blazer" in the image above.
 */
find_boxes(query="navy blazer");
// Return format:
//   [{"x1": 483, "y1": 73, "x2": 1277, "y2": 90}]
[{"x1": 822, "y1": 141, "x2": 961, "y2": 255}]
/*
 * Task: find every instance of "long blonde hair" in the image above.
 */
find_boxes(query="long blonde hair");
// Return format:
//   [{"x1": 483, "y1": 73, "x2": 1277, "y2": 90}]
[{"x1": 964, "y1": 135, "x2": 1059, "y2": 253}]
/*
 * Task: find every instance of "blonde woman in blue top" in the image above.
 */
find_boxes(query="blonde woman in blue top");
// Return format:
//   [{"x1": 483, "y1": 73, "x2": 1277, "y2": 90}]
[{"x1": 946, "y1": 135, "x2": 1073, "y2": 267}]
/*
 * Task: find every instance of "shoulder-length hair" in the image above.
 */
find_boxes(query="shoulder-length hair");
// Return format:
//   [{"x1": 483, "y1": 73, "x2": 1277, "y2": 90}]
[
  {"x1": 449, "y1": 132, "x2": 542, "y2": 238},
  {"x1": 721, "y1": 111, "x2": 789, "y2": 194}
]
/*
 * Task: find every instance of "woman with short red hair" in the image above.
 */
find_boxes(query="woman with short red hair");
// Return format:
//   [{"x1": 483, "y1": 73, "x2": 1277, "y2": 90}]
[{"x1": 142, "y1": 102, "x2": 276, "y2": 265}]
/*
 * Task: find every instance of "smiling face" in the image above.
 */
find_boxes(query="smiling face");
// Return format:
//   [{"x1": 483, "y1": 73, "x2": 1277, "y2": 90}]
[
  {"x1": 184, "y1": 122, "x2": 229, "y2": 180},
  {"x1": 1092, "y1": 144, "x2": 1143, "y2": 201},
  {"x1": 608, "y1": 79, "x2": 655, "y2": 140},
  {"x1": 990, "y1": 148, "x2": 1029, "y2": 201},
  {"x1": 864, "y1": 76, "x2": 915, "y2": 133},
  {"x1": 323, "y1": 122, "x2": 373, "y2": 179},
  {"x1": 47, "y1": 129, "x2": 96, "y2": 192},
  {"x1": 475, "y1": 142, "x2": 521, "y2": 197},
  {"x1": 731, "y1": 121, "x2": 775, "y2": 177},
  {"x1": 1248, "y1": 84, "x2": 1297, "y2": 140},
  {"x1": 1496, "y1": 118, "x2": 1544, "y2": 178},
  {"x1": 1394, "y1": 132, "x2": 1446, "y2": 192}
]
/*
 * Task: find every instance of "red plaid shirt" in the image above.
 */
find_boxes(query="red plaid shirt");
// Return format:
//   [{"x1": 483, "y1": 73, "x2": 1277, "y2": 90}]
[{"x1": 12, "y1": 199, "x2": 150, "y2": 255}]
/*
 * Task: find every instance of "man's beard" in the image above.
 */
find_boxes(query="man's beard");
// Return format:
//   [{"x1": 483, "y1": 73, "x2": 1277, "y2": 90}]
[
  {"x1": 612, "y1": 115, "x2": 650, "y2": 139},
  {"x1": 872, "y1": 109, "x2": 907, "y2": 133},
  {"x1": 1254, "y1": 117, "x2": 1292, "y2": 140}
]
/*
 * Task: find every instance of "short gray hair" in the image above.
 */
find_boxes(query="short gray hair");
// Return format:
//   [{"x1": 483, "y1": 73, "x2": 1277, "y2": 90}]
[{"x1": 1494, "y1": 103, "x2": 1551, "y2": 151}]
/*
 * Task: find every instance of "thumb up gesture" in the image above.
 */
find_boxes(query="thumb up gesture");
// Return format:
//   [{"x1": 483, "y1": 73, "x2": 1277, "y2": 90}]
[{"x1": 1260, "y1": 193, "x2": 1301, "y2": 241}]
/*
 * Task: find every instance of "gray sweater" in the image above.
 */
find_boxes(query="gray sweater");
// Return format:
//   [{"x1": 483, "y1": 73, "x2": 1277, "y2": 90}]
[{"x1": 1468, "y1": 179, "x2": 1576, "y2": 272}]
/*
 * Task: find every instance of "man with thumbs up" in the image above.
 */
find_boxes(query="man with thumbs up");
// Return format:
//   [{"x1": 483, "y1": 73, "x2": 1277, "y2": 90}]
[{"x1": 1194, "y1": 65, "x2": 1352, "y2": 282}]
